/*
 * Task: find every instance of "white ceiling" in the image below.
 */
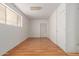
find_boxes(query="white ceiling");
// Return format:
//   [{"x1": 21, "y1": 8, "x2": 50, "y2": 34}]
[{"x1": 14, "y1": 3, "x2": 60, "y2": 19}]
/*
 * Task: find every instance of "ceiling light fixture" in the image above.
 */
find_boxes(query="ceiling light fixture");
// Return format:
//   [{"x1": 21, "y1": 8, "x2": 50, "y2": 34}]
[{"x1": 30, "y1": 6, "x2": 42, "y2": 10}]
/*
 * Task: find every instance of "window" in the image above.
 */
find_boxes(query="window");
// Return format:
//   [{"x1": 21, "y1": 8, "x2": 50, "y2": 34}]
[
  {"x1": 0, "y1": 3, "x2": 22, "y2": 27},
  {"x1": 0, "y1": 4, "x2": 6, "y2": 24},
  {"x1": 6, "y1": 8, "x2": 17, "y2": 26},
  {"x1": 17, "y1": 15, "x2": 22, "y2": 27}
]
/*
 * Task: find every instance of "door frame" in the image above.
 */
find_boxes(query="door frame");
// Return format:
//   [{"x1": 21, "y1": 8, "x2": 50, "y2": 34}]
[{"x1": 40, "y1": 23, "x2": 48, "y2": 38}]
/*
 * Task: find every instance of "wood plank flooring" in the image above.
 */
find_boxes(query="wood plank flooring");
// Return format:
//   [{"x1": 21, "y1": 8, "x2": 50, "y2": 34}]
[
  {"x1": 67, "y1": 53, "x2": 79, "y2": 56},
  {"x1": 4, "y1": 38, "x2": 67, "y2": 56}
]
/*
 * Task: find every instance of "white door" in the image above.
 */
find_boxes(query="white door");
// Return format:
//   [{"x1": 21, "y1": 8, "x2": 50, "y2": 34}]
[{"x1": 40, "y1": 23, "x2": 47, "y2": 37}]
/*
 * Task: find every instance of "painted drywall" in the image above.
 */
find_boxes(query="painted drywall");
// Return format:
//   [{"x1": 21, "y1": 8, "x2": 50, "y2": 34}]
[
  {"x1": 48, "y1": 3, "x2": 66, "y2": 51},
  {"x1": 48, "y1": 10, "x2": 57, "y2": 44},
  {"x1": 56, "y1": 4, "x2": 66, "y2": 51},
  {"x1": 66, "y1": 3, "x2": 78, "y2": 52},
  {"x1": 49, "y1": 3, "x2": 79, "y2": 53},
  {"x1": 0, "y1": 4, "x2": 29, "y2": 55},
  {"x1": 76, "y1": 4, "x2": 79, "y2": 52},
  {"x1": 29, "y1": 19, "x2": 48, "y2": 37}
]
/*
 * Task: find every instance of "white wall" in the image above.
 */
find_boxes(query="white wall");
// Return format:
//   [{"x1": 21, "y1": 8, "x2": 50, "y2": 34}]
[
  {"x1": 49, "y1": 3, "x2": 79, "y2": 53},
  {"x1": 66, "y1": 3, "x2": 79, "y2": 52},
  {"x1": 48, "y1": 10, "x2": 57, "y2": 44},
  {"x1": 56, "y1": 4, "x2": 66, "y2": 51},
  {"x1": 29, "y1": 19, "x2": 48, "y2": 37},
  {"x1": 48, "y1": 4, "x2": 66, "y2": 51},
  {"x1": 76, "y1": 4, "x2": 79, "y2": 52},
  {"x1": 0, "y1": 4, "x2": 29, "y2": 55}
]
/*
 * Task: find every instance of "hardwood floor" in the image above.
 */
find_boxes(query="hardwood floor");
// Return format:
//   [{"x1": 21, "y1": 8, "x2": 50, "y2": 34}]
[
  {"x1": 67, "y1": 53, "x2": 79, "y2": 56},
  {"x1": 4, "y1": 38, "x2": 67, "y2": 56}
]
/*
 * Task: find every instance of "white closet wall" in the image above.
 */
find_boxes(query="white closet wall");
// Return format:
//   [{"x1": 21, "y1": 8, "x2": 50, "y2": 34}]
[
  {"x1": 66, "y1": 3, "x2": 79, "y2": 52},
  {"x1": 49, "y1": 4, "x2": 66, "y2": 51},
  {"x1": 49, "y1": 3, "x2": 79, "y2": 52},
  {"x1": 56, "y1": 4, "x2": 66, "y2": 51},
  {"x1": 48, "y1": 10, "x2": 57, "y2": 44}
]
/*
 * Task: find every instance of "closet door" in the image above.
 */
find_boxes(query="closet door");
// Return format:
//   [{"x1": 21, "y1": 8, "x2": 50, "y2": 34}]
[
  {"x1": 0, "y1": 4, "x2": 6, "y2": 24},
  {"x1": 56, "y1": 4, "x2": 66, "y2": 50}
]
